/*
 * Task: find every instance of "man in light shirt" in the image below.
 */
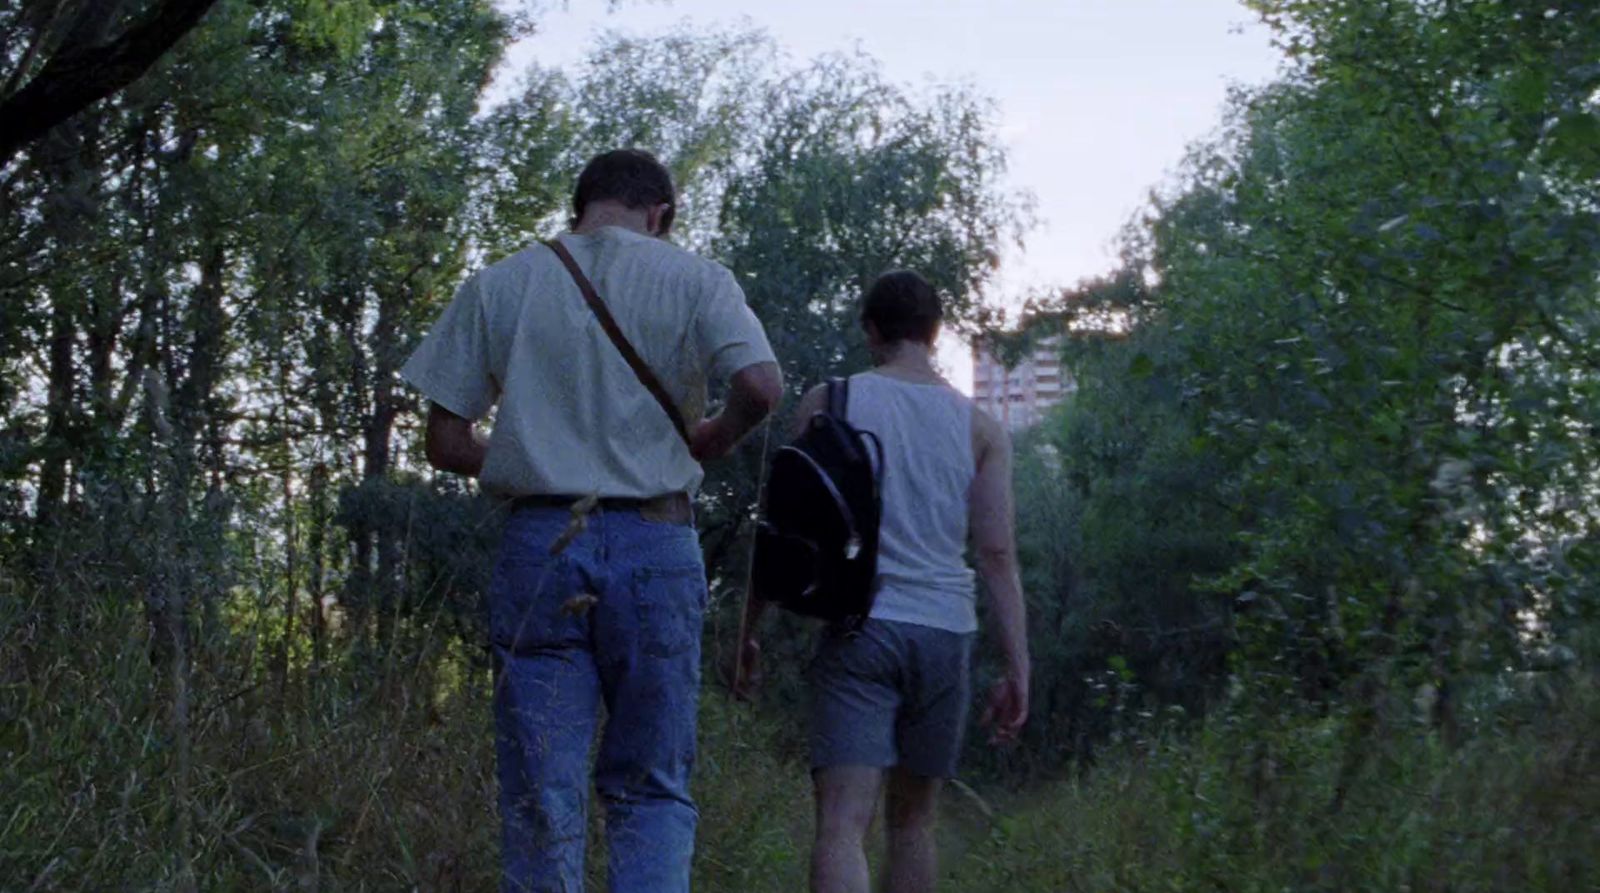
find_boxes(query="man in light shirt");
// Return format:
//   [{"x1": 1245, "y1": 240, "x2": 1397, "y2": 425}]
[{"x1": 402, "y1": 148, "x2": 782, "y2": 893}]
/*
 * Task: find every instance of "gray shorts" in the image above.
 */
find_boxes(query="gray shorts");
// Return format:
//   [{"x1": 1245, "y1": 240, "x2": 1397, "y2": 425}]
[{"x1": 808, "y1": 618, "x2": 975, "y2": 779}]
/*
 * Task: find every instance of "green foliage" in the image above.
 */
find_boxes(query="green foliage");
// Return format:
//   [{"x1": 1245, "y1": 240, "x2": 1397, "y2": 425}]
[
  {"x1": 992, "y1": 315, "x2": 1239, "y2": 767},
  {"x1": 1004, "y1": 0, "x2": 1600, "y2": 757},
  {"x1": 332, "y1": 478, "x2": 499, "y2": 643}
]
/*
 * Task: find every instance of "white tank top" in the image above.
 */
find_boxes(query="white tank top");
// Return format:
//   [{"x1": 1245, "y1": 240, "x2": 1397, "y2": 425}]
[{"x1": 844, "y1": 371, "x2": 977, "y2": 634}]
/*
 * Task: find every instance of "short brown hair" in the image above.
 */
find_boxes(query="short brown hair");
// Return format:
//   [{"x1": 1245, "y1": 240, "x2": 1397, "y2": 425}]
[
  {"x1": 571, "y1": 149, "x2": 676, "y2": 232},
  {"x1": 861, "y1": 270, "x2": 942, "y2": 344}
]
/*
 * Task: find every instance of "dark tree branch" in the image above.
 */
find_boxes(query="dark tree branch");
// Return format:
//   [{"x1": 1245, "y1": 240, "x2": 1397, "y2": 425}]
[{"x1": 0, "y1": 0, "x2": 221, "y2": 166}]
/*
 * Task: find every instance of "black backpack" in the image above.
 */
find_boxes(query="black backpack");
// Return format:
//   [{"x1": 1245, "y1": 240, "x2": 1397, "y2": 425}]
[{"x1": 752, "y1": 378, "x2": 884, "y2": 629}]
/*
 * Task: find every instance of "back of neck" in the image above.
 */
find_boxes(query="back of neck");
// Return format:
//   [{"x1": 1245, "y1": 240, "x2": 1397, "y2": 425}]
[
  {"x1": 872, "y1": 341, "x2": 943, "y2": 384},
  {"x1": 573, "y1": 206, "x2": 651, "y2": 236}
]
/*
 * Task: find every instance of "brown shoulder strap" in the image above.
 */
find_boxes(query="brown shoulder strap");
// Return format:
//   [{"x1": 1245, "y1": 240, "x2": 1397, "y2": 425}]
[{"x1": 544, "y1": 238, "x2": 692, "y2": 447}]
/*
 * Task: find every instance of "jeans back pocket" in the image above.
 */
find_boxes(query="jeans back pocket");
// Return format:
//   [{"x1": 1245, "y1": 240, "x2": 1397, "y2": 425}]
[
  {"x1": 632, "y1": 566, "x2": 707, "y2": 659},
  {"x1": 491, "y1": 556, "x2": 580, "y2": 655}
]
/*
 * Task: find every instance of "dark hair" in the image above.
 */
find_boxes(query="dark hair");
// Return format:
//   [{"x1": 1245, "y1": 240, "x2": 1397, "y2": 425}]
[
  {"x1": 571, "y1": 148, "x2": 676, "y2": 233},
  {"x1": 861, "y1": 270, "x2": 943, "y2": 344}
]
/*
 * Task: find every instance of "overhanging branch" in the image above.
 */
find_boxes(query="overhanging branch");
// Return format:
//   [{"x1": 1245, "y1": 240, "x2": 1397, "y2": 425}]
[{"x1": 0, "y1": 0, "x2": 221, "y2": 166}]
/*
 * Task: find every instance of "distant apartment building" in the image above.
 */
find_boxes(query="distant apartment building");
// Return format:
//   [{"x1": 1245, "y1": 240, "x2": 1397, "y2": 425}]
[{"x1": 972, "y1": 332, "x2": 1074, "y2": 431}]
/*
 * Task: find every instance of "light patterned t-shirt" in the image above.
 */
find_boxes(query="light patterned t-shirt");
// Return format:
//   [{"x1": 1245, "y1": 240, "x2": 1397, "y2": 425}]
[{"x1": 401, "y1": 226, "x2": 776, "y2": 499}]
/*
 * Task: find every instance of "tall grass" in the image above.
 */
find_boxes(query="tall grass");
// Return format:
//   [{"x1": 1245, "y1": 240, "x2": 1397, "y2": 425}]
[
  {"x1": 3, "y1": 569, "x2": 1595, "y2": 891},
  {"x1": 946, "y1": 686, "x2": 1599, "y2": 892}
]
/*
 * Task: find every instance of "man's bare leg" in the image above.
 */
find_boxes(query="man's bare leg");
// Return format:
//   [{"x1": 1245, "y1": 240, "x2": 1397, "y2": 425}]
[
  {"x1": 884, "y1": 768, "x2": 942, "y2": 893},
  {"x1": 811, "y1": 766, "x2": 883, "y2": 893}
]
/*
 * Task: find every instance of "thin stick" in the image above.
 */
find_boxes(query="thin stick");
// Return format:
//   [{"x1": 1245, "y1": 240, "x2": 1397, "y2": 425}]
[{"x1": 732, "y1": 420, "x2": 773, "y2": 695}]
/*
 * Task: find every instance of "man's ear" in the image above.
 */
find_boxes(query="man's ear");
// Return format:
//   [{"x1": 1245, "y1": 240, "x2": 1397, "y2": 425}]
[
  {"x1": 862, "y1": 319, "x2": 883, "y2": 347},
  {"x1": 648, "y1": 202, "x2": 675, "y2": 237}
]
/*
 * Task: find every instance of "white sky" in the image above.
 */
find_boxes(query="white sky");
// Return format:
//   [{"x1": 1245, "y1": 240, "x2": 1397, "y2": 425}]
[{"x1": 501, "y1": 0, "x2": 1285, "y2": 387}]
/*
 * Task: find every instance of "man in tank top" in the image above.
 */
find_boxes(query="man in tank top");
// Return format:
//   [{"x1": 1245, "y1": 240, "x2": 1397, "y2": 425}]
[{"x1": 736, "y1": 270, "x2": 1030, "y2": 893}]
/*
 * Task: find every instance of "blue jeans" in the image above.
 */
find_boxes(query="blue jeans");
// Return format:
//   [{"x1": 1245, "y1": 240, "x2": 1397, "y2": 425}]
[{"x1": 490, "y1": 505, "x2": 707, "y2": 893}]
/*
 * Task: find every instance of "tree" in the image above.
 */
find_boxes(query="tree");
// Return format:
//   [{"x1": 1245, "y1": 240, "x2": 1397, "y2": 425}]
[
  {"x1": 1015, "y1": 0, "x2": 1600, "y2": 768},
  {"x1": 0, "y1": 0, "x2": 222, "y2": 166}
]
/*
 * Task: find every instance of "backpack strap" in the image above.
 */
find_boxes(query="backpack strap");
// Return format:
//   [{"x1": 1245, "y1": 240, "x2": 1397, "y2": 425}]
[
  {"x1": 827, "y1": 376, "x2": 849, "y2": 420},
  {"x1": 823, "y1": 376, "x2": 866, "y2": 465},
  {"x1": 545, "y1": 238, "x2": 691, "y2": 447}
]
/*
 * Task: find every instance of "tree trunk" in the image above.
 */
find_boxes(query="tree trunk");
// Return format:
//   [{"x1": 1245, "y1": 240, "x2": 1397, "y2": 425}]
[
  {"x1": 170, "y1": 242, "x2": 228, "y2": 652},
  {"x1": 35, "y1": 292, "x2": 75, "y2": 527},
  {"x1": 173, "y1": 242, "x2": 226, "y2": 472},
  {"x1": 367, "y1": 289, "x2": 401, "y2": 646},
  {"x1": 85, "y1": 263, "x2": 130, "y2": 426},
  {"x1": 308, "y1": 460, "x2": 329, "y2": 671},
  {"x1": 277, "y1": 378, "x2": 298, "y2": 696},
  {"x1": 31, "y1": 113, "x2": 99, "y2": 529}
]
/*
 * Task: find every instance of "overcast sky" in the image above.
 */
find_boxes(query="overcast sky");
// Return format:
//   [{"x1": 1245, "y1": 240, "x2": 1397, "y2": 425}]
[{"x1": 501, "y1": 0, "x2": 1287, "y2": 385}]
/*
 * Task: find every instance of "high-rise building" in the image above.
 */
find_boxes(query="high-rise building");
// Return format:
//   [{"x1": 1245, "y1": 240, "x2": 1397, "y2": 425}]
[{"x1": 971, "y1": 332, "x2": 1074, "y2": 431}]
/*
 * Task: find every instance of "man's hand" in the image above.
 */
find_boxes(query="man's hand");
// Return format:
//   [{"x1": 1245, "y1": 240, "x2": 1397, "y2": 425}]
[
  {"x1": 424, "y1": 403, "x2": 488, "y2": 476},
  {"x1": 691, "y1": 362, "x2": 782, "y2": 463},
  {"x1": 729, "y1": 634, "x2": 763, "y2": 701},
  {"x1": 979, "y1": 664, "x2": 1029, "y2": 745},
  {"x1": 728, "y1": 596, "x2": 770, "y2": 702},
  {"x1": 690, "y1": 417, "x2": 739, "y2": 463}
]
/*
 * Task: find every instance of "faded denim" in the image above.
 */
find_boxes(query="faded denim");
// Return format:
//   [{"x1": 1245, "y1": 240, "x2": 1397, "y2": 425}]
[{"x1": 490, "y1": 505, "x2": 706, "y2": 893}]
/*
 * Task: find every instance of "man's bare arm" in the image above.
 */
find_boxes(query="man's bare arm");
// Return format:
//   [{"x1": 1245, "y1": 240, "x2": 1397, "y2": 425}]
[
  {"x1": 690, "y1": 361, "x2": 784, "y2": 462},
  {"x1": 424, "y1": 403, "x2": 489, "y2": 477},
  {"x1": 970, "y1": 407, "x2": 1030, "y2": 741}
]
